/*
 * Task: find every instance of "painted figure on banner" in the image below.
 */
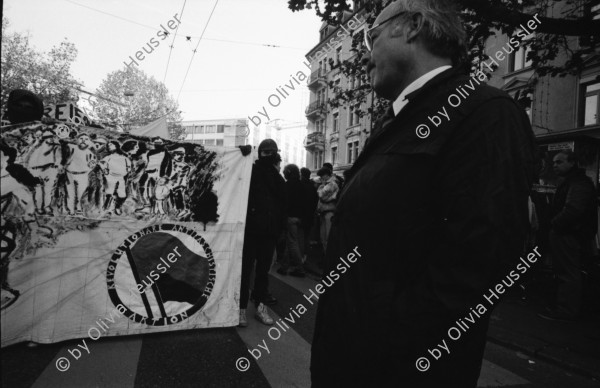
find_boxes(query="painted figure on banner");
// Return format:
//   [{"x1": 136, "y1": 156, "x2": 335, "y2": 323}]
[
  {"x1": 1, "y1": 141, "x2": 53, "y2": 310},
  {"x1": 169, "y1": 146, "x2": 192, "y2": 219},
  {"x1": 121, "y1": 140, "x2": 146, "y2": 204},
  {"x1": 153, "y1": 176, "x2": 171, "y2": 215},
  {"x1": 28, "y1": 130, "x2": 62, "y2": 215},
  {"x1": 141, "y1": 137, "x2": 172, "y2": 211},
  {"x1": 99, "y1": 141, "x2": 131, "y2": 215},
  {"x1": 86, "y1": 135, "x2": 110, "y2": 208},
  {"x1": 15, "y1": 130, "x2": 39, "y2": 168},
  {"x1": 63, "y1": 133, "x2": 97, "y2": 215}
]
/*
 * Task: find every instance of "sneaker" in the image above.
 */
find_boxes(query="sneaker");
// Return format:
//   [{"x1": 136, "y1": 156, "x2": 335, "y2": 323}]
[
  {"x1": 537, "y1": 309, "x2": 577, "y2": 322},
  {"x1": 238, "y1": 309, "x2": 248, "y2": 327},
  {"x1": 255, "y1": 303, "x2": 274, "y2": 326}
]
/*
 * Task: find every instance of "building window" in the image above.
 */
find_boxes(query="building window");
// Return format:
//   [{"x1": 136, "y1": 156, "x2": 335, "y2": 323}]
[
  {"x1": 217, "y1": 125, "x2": 225, "y2": 133},
  {"x1": 317, "y1": 89, "x2": 326, "y2": 105},
  {"x1": 509, "y1": 34, "x2": 533, "y2": 72},
  {"x1": 205, "y1": 139, "x2": 215, "y2": 145},
  {"x1": 513, "y1": 89, "x2": 533, "y2": 123},
  {"x1": 335, "y1": 46, "x2": 342, "y2": 64},
  {"x1": 347, "y1": 141, "x2": 359, "y2": 164},
  {"x1": 349, "y1": 104, "x2": 360, "y2": 126},
  {"x1": 331, "y1": 146, "x2": 337, "y2": 166},
  {"x1": 198, "y1": 125, "x2": 205, "y2": 134},
  {"x1": 583, "y1": 81, "x2": 600, "y2": 126},
  {"x1": 206, "y1": 125, "x2": 216, "y2": 134},
  {"x1": 216, "y1": 139, "x2": 224, "y2": 146},
  {"x1": 318, "y1": 60, "x2": 324, "y2": 75},
  {"x1": 316, "y1": 119, "x2": 325, "y2": 133},
  {"x1": 333, "y1": 112, "x2": 339, "y2": 133},
  {"x1": 347, "y1": 142, "x2": 353, "y2": 164},
  {"x1": 313, "y1": 150, "x2": 324, "y2": 169}
]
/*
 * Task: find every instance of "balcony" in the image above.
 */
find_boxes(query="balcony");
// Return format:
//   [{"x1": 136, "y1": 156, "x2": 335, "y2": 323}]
[
  {"x1": 307, "y1": 70, "x2": 326, "y2": 89},
  {"x1": 304, "y1": 132, "x2": 325, "y2": 151},
  {"x1": 305, "y1": 101, "x2": 326, "y2": 120}
]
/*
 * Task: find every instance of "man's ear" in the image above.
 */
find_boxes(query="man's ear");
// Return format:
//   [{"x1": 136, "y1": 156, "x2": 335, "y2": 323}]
[{"x1": 405, "y1": 13, "x2": 425, "y2": 43}]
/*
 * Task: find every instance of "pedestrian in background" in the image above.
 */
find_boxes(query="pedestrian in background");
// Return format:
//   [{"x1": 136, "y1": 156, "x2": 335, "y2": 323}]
[
  {"x1": 316, "y1": 167, "x2": 338, "y2": 254},
  {"x1": 539, "y1": 150, "x2": 597, "y2": 322},
  {"x1": 277, "y1": 164, "x2": 306, "y2": 277},
  {"x1": 322, "y1": 162, "x2": 344, "y2": 191},
  {"x1": 239, "y1": 139, "x2": 285, "y2": 327}
]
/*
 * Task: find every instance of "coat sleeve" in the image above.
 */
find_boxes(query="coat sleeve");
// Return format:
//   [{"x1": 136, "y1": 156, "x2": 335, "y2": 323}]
[{"x1": 551, "y1": 179, "x2": 595, "y2": 233}]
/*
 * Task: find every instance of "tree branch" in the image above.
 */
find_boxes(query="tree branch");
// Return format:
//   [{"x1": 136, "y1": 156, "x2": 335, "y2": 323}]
[{"x1": 461, "y1": 0, "x2": 600, "y2": 36}]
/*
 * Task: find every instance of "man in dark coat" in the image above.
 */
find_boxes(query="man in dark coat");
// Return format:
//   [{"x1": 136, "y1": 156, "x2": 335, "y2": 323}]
[
  {"x1": 239, "y1": 139, "x2": 286, "y2": 327},
  {"x1": 310, "y1": 1, "x2": 537, "y2": 387},
  {"x1": 539, "y1": 150, "x2": 597, "y2": 321}
]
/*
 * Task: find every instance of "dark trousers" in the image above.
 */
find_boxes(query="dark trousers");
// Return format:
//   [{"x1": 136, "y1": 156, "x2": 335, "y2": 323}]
[
  {"x1": 281, "y1": 217, "x2": 304, "y2": 271},
  {"x1": 312, "y1": 315, "x2": 489, "y2": 388},
  {"x1": 549, "y1": 230, "x2": 583, "y2": 316},
  {"x1": 240, "y1": 233, "x2": 276, "y2": 309}
]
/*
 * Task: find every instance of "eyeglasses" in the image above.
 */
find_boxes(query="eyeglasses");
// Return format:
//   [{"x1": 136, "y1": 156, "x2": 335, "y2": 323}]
[{"x1": 364, "y1": 11, "x2": 407, "y2": 52}]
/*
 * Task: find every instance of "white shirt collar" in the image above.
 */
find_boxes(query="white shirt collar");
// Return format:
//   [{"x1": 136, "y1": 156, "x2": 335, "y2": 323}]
[{"x1": 392, "y1": 65, "x2": 452, "y2": 116}]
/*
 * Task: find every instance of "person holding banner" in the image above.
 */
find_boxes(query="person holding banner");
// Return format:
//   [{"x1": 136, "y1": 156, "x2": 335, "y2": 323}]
[{"x1": 239, "y1": 139, "x2": 285, "y2": 327}]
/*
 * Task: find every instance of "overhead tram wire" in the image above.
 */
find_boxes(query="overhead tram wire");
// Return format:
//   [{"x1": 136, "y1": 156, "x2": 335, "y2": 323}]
[
  {"x1": 163, "y1": 0, "x2": 187, "y2": 84},
  {"x1": 176, "y1": 0, "x2": 220, "y2": 103},
  {"x1": 65, "y1": 0, "x2": 306, "y2": 50}
]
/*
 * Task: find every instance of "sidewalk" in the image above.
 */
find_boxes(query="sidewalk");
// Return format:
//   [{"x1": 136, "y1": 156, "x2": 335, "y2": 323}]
[
  {"x1": 487, "y1": 270, "x2": 600, "y2": 381},
  {"x1": 303, "y1": 245, "x2": 600, "y2": 381}
]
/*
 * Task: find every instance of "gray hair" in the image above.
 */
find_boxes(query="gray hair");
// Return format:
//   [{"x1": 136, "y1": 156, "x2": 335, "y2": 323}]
[{"x1": 392, "y1": 0, "x2": 467, "y2": 65}]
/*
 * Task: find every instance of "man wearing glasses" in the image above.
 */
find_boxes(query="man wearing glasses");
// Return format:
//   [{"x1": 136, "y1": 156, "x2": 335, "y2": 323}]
[{"x1": 310, "y1": 1, "x2": 537, "y2": 387}]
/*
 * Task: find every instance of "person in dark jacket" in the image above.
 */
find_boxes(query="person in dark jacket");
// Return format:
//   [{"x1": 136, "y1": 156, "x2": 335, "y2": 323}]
[
  {"x1": 539, "y1": 150, "x2": 597, "y2": 321},
  {"x1": 300, "y1": 167, "x2": 318, "y2": 262},
  {"x1": 239, "y1": 139, "x2": 285, "y2": 327},
  {"x1": 277, "y1": 164, "x2": 306, "y2": 277},
  {"x1": 310, "y1": 1, "x2": 537, "y2": 387}
]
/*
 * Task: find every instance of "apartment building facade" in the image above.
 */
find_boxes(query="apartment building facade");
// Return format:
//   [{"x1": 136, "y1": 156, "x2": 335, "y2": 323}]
[
  {"x1": 304, "y1": 1, "x2": 373, "y2": 175},
  {"x1": 304, "y1": 0, "x2": 600, "y2": 188},
  {"x1": 485, "y1": 0, "x2": 600, "y2": 190}
]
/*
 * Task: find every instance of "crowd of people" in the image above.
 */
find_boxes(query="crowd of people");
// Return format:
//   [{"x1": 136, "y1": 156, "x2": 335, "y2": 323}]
[{"x1": 237, "y1": 139, "x2": 350, "y2": 326}]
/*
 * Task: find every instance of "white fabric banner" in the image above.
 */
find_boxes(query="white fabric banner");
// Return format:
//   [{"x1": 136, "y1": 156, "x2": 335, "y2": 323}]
[{"x1": 1, "y1": 123, "x2": 251, "y2": 346}]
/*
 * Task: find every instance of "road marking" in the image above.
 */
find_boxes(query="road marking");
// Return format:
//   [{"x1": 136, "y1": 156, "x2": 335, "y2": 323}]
[
  {"x1": 236, "y1": 306, "x2": 311, "y2": 388},
  {"x1": 32, "y1": 336, "x2": 142, "y2": 388}
]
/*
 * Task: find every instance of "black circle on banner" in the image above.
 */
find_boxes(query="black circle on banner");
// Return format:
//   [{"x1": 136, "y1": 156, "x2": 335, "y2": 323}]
[{"x1": 106, "y1": 224, "x2": 216, "y2": 326}]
